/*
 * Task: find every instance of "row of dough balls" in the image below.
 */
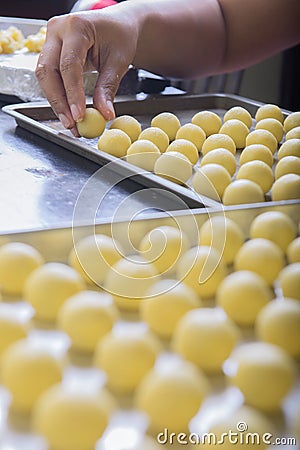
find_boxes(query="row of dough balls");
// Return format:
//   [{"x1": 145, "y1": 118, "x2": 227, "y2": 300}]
[
  {"x1": 77, "y1": 106, "x2": 300, "y2": 204},
  {"x1": 0, "y1": 25, "x2": 46, "y2": 54}
]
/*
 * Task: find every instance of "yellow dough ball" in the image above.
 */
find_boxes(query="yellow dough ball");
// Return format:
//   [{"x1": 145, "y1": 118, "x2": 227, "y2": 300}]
[
  {"x1": 216, "y1": 270, "x2": 272, "y2": 326},
  {"x1": 140, "y1": 279, "x2": 201, "y2": 339},
  {"x1": 104, "y1": 256, "x2": 159, "y2": 311},
  {"x1": 24, "y1": 263, "x2": 85, "y2": 322},
  {"x1": 192, "y1": 110, "x2": 222, "y2": 136},
  {"x1": 0, "y1": 310, "x2": 28, "y2": 361},
  {"x1": 97, "y1": 128, "x2": 131, "y2": 158},
  {"x1": 138, "y1": 225, "x2": 190, "y2": 274},
  {"x1": 192, "y1": 164, "x2": 232, "y2": 201},
  {"x1": 223, "y1": 179, "x2": 265, "y2": 205},
  {"x1": 255, "y1": 103, "x2": 284, "y2": 123},
  {"x1": 200, "y1": 148, "x2": 237, "y2": 176},
  {"x1": 154, "y1": 151, "x2": 192, "y2": 185},
  {"x1": 201, "y1": 133, "x2": 236, "y2": 155},
  {"x1": 239, "y1": 144, "x2": 273, "y2": 167},
  {"x1": 199, "y1": 215, "x2": 244, "y2": 264},
  {"x1": 1, "y1": 339, "x2": 63, "y2": 413},
  {"x1": 255, "y1": 118, "x2": 284, "y2": 143},
  {"x1": 249, "y1": 211, "x2": 297, "y2": 252},
  {"x1": 245, "y1": 129, "x2": 278, "y2": 154},
  {"x1": 271, "y1": 173, "x2": 300, "y2": 201},
  {"x1": 275, "y1": 155, "x2": 300, "y2": 179},
  {"x1": 284, "y1": 111, "x2": 300, "y2": 133},
  {"x1": 287, "y1": 237, "x2": 300, "y2": 263},
  {"x1": 227, "y1": 342, "x2": 296, "y2": 412},
  {"x1": 173, "y1": 308, "x2": 240, "y2": 373},
  {"x1": 176, "y1": 246, "x2": 227, "y2": 298},
  {"x1": 138, "y1": 126, "x2": 169, "y2": 152},
  {"x1": 109, "y1": 114, "x2": 141, "y2": 142},
  {"x1": 224, "y1": 106, "x2": 253, "y2": 128},
  {"x1": 278, "y1": 263, "x2": 300, "y2": 300},
  {"x1": 219, "y1": 119, "x2": 250, "y2": 149},
  {"x1": 33, "y1": 384, "x2": 116, "y2": 450},
  {"x1": 94, "y1": 326, "x2": 160, "y2": 393},
  {"x1": 278, "y1": 138, "x2": 300, "y2": 159},
  {"x1": 77, "y1": 108, "x2": 107, "y2": 139},
  {"x1": 166, "y1": 138, "x2": 199, "y2": 165},
  {"x1": 58, "y1": 290, "x2": 119, "y2": 353},
  {"x1": 151, "y1": 112, "x2": 181, "y2": 141},
  {"x1": 0, "y1": 242, "x2": 44, "y2": 296},
  {"x1": 286, "y1": 125, "x2": 300, "y2": 140},
  {"x1": 69, "y1": 233, "x2": 124, "y2": 286},
  {"x1": 175, "y1": 123, "x2": 206, "y2": 151},
  {"x1": 256, "y1": 298, "x2": 300, "y2": 359},
  {"x1": 234, "y1": 238, "x2": 285, "y2": 286},
  {"x1": 236, "y1": 160, "x2": 274, "y2": 194},
  {"x1": 135, "y1": 359, "x2": 209, "y2": 433},
  {"x1": 126, "y1": 139, "x2": 160, "y2": 171}
]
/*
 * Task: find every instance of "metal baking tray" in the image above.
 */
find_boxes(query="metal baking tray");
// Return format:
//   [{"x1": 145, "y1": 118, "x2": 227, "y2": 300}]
[{"x1": 3, "y1": 93, "x2": 296, "y2": 210}]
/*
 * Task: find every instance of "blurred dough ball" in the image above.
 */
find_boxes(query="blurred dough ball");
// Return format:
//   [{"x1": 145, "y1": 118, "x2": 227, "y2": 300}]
[
  {"x1": 275, "y1": 155, "x2": 300, "y2": 179},
  {"x1": 278, "y1": 262, "x2": 300, "y2": 300},
  {"x1": 191, "y1": 110, "x2": 222, "y2": 136},
  {"x1": 97, "y1": 128, "x2": 131, "y2": 158},
  {"x1": 216, "y1": 270, "x2": 272, "y2": 326},
  {"x1": 151, "y1": 111, "x2": 181, "y2": 141},
  {"x1": 287, "y1": 237, "x2": 300, "y2": 263},
  {"x1": 256, "y1": 298, "x2": 300, "y2": 359},
  {"x1": 140, "y1": 279, "x2": 200, "y2": 339},
  {"x1": 1, "y1": 339, "x2": 63, "y2": 413},
  {"x1": 271, "y1": 173, "x2": 300, "y2": 201},
  {"x1": 192, "y1": 164, "x2": 231, "y2": 201},
  {"x1": 245, "y1": 128, "x2": 278, "y2": 154},
  {"x1": 255, "y1": 103, "x2": 284, "y2": 123},
  {"x1": 173, "y1": 307, "x2": 240, "y2": 373},
  {"x1": 0, "y1": 310, "x2": 29, "y2": 361},
  {"x1": 239, "y1": 144, "x2": 273, "y2": 167},
  {"x1": 200, "y1": 147, "x2": 237, "y2": 176},
  {"x1": 69, "y1": 234, "x2": 124, "y2": 286},
  {"x1": 138, "y1": 225, "x2": 190, "y2": 274},
  {"x1": 234, "y1": 238, "x2": 285, "y2": 285},
  {"x1": 199, "y1": 215, "x2": 244, "y2": 265},
  {"x1": 24, "y1": 263, "x2": 85, "y2": 322},
  {"x1": 166, "y1": 138, "x2": 198, "y2": 164},
  {"x1": 94, "y1": 326, "x2": 160, "y2": 393},
  {"x1": 77, "y1": 108, "x2": 106, "y2": 139},
  {"x1": 175, "y1": 122, "x2": 206, "y2": 151},
  {"x1": 278, "y1": 138, "x2": 300, "y2": 159},
  {"x1": 126, "y1": 139, "x2": 160, "y2": 171},
  {"x1": 219, "y1": 119, "x2": 249, "y2": 148},
  {"x1": 201, "y1": 133, "x2": 236, "y2": 155},
  {"x1": 57, "y1": 290, "x2": 118, "y2": 353},
  {"x1": 255, "y1": 118, "x2": 284, "y2": 143},
  {"x1": 286, "y1": 125, "x2": 300, "y2": 140},
  {"x1": 104, "y1": 256, "x2": 159, "y2": 311},
  {"x1": 223, "y1": 179, "x2": 265, "y2": 205},
  {"x1": 0, "y1": 242, "x2": 44, "y2": 296},
  {"x1": 224, "y1": 106, "x2": 253, "y2": 128},
  {"x1": 109, "y1": 114, "x2": 141, "y2": 142},
  {"x1": 249, "y1": 211, "x2": 297, "y2": 252},
  {"x1": 284, "y1": 111, "x2": 300, "y2": 133},
  {"x1": 138, "y1": 126, "x2": 169, "y2": 152},
  {"x1": 227, "y1": 342, "x2": 296, "y2": 412},
  {"x1": 236, "y1": 160, "x2": 274, "y2": 194},
  {"x1": 33, "y1": 384, "x2": 116, "y2": 450},
  {"x1": 176, "y1": 246, "x2": 227, "y2": 298},
  {"x1": 154, "y1": 151, "x2": 192, "y2": 185},
  {"x1": 135, "y1": 358, "x2": 209, "y2": 433}
]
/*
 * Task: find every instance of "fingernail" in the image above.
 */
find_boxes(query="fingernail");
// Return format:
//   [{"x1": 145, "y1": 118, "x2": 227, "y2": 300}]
[
  {"x1": 58, "y1": 114, "x2": 71, "y2": 129},
  {"x1": 106, "y1": 100, "x2": 115, "y2": 120},
  {"x1": 70, "y1": 126, "x2": 80, "y2": 138},
  {"x1": 71, "y1": 104, "x2": 82, "y2": 122}
]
